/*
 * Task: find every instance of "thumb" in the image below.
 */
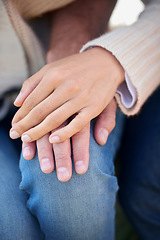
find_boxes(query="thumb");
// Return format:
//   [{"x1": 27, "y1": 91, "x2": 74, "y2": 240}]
[{"x1": 94, "y1": 98, "x2": 117, "y2": 145}]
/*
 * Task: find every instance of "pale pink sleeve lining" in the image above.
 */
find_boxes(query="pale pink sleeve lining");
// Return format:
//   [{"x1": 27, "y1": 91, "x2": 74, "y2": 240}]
[{"x1": 117, "y1": 71, "x2": 137, "y2": 109}]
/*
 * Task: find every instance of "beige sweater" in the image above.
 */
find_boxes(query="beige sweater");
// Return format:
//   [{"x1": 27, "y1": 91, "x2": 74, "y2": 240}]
[
  {"x1": 81, "y1": 0, "x2": 160, "y2": 116},
  {"x1": 0, "y1": 0, "x2": 160, "y2": 117},
  {"x1": 12, "y1": 0, "x2": 75, "y2": 19},
  {"x1": 0, "y1": 0, "x2": 75, "y2": 95},
  {"x1": 0, "y1": 0, "x2": 74, "y2": 119}
]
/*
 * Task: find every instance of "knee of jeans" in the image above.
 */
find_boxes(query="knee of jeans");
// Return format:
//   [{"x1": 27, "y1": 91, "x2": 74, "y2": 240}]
[
  {"x1": 19, "y1": 134, "x2": 119, "y2": 200},
  {"x1": 26, "y1": 175, "x2": 117, "y2": 240},
  {"x1": 89, "y1": 130, "x2": 115, "y2": 176},
  {"x1": 20, "y1": 149, "x2": 118, "y2": 240},
  {"x1": 89, "y1": 111, "x2": 125, "y2": 178}
]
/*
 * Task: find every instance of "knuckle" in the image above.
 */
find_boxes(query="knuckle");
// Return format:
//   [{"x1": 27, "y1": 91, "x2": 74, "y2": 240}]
[
  {"x1": 74, "y1": 147, "x2": 89, "y2": 159},
  {"x1": 49, "y1": 68, "x2": 61, "y2": 80},
  {"x1": 21, "y1": 80, "x2": 29, "y2": 90},
  {"x1": 31, "y1": 107, "x2": 46, "y2": 122},
  {"x1": 16, "y1": 121, "x2": 27, "y2": 134},
  {"x1": 23, "y1": 97, "x2": 34, "y2": 111},
  {"x1": 48, "y1": 114, "x2": 61, "y2": 127},
  {"x1": 38, "y1": 145, "x2": 50, "y2": 154},
  {"x1": 74, "y1": 120, "x2": 84, "y2": 133},
  {"x1": 44, "y1": 68, "x2": 62, "y2": 86},
  {"x1": 79, "y1": 90, "x2": 90, "y2": 103},
  {"x1": 65, "y1": 79, "x2": 80, "y2": 94},
  {"x1": 55, "y1": 153, "x2": 70, "y2": 163}
]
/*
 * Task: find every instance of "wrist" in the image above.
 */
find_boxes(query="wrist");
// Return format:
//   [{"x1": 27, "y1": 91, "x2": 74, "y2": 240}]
[{"x1": 88, "y1": 47, "x2": 125, "y2": 87}]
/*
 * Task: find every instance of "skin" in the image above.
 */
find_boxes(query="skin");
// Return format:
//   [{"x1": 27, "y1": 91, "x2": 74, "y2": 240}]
[
  {"x1": 10, "y1": 48, "x2": 124, "y2": 141},
  {"x1": 11, "y1": 0, "x2": 121, "y2": 182}
]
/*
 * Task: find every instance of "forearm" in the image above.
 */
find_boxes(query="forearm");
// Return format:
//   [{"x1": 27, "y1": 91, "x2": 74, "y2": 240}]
[{"x1": 46, "y1": 0, "x2": 117, "y2": 62}]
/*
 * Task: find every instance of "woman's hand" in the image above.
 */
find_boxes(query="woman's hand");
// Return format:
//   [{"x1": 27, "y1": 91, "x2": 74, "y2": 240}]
[{"x1": 10, "y1": 47, "x2": 124, "y2": 143}]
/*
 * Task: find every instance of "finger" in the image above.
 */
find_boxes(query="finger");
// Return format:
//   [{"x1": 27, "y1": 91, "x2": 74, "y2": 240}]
[
  {"x1": 51, "y1": 121, "x2": 72, "y2": 182},
  {"x1": 12, "y1": 78, "x2": 78, "y2": 128},
  {"x1": 37, "y1": 133, "x2": 54, "y2": 174},
  {"x1": 12, "y1": 70, "x2": 57, "y2": 125},
  {"x1": 22, "y1": 141, "x2": 36, "y2": 160},
  {"x1": 10, "y1": 98, "x2": 81, "y2": 141},
  {"x1": 72, "y1": 123, "x2": 90, "y2": 175},
  {"x1": 53, "y1": 138, "x2": 72, "y2": 182},
  {"x1": 14, "y1": 65, "x2": 49, "y2": 107},
  {"x1": 49, "y1": 109, "x2": 91, "y2": 143},
  {"x1": 94, "y1": 98, "x2": 117, "y2": 145}
]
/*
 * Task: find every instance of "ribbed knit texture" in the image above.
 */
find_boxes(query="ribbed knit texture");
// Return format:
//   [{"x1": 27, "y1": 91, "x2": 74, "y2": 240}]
[
  {"x1": 0, "y1": 0, "x2": 74, "y2": 97},
  {"x1": 12, "y1": 0, "x2": 75, "y2": 19},
  {"x1": 6, "y1": 0, "x2": 45, "y2": 74},
  {"x1": 81, "y1": 0, "x2": 160, "y2": 116},
  {"x1": 0, "y1": 0, "x2": 46, "y2": 118},
  {"x1": 0, "y1": 0, "x2": 27, "y2": 94},
  {"x1": 1, "y1": 0, "x2": 160, "y2": 117}
]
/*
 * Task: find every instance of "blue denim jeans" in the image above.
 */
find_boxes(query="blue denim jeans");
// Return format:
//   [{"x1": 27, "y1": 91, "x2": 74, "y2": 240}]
[
  {"x1": 0, "y1": 127, "x2": 42, "y2": 240},
  {"x1": 0, "y1": 109, "x2": 124, "y2": 240}
]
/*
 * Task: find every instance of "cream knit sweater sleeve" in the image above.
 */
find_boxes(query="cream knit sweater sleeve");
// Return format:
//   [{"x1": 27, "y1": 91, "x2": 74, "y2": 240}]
[
  {"x1": 12, "y1": 0, "x2": 75, "y2": 19},
  {"x1": 81, "y1": 0, "x2": 160, "y2": 116}
]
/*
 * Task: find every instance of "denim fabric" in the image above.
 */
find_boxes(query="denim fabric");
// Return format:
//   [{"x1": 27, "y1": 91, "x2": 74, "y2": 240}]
[
  {"x1": 1, "y1": 92, "x2": 160, "y2": 240},
  {"x1": 0, "y1": 109, "x2": 124, "y2": 239},
  {"x1": 18, "y1": 109, "x2": 125, "y2": 240},
  {"x1": 119, "y1": 88, "x2": 160, "y2": 240},
  {"x1": 0, "y1": 127, "x2": 43, "y2": 240}
]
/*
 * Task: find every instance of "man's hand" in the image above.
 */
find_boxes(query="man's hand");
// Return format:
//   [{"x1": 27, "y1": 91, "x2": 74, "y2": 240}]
[
  {"x1": 23, "y1": 123, "x2": 90, "y2": 181},
  {"x1": 22, "y1": 99, "x2": 117, "y2": 181}
]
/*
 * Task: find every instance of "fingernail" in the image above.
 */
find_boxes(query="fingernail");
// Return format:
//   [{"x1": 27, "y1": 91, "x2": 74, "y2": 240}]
[
  {"x1": 14, "y1": 92, "x2": 22, "y2": 104},
  {"x1": 23, "y1": 147, "x2": 32, "y2": 158},
  {"x1": 99, "y1": 128, "x2": 108, "y2": 145},
  {"x1": 75, "y1": 161, "x2": 86, "y2": 174},
  {"x1": 57, "y1": 167, "x2": 70, "y2": 181},
  {"x1": 21, "y1": 134, "x2": 31, "y2": 142},
  {"x1": 49, "y1": 136, "x2": 60, "y2": 144},
  {"x1": 41, "y1": 158, "x2": 52, "y2": 172},
  {"x1": 10, "y1": 130, "x2": 20, "y2": 139}
]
